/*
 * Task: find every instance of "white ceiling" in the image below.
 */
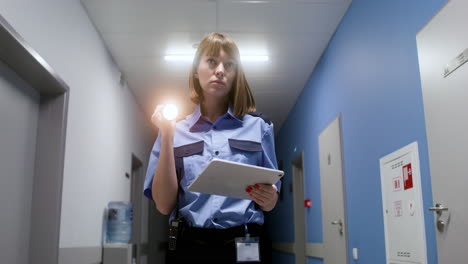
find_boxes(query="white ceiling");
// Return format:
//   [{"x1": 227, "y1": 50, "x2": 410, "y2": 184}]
[{"x1": 81, "y1": 0, "x2": 351, "y2": 131}]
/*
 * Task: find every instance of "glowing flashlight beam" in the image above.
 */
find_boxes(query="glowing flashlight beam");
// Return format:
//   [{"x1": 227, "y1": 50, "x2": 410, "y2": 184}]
[{"x1": 163, "y1": 104, "x2": 178, "y2": 120}]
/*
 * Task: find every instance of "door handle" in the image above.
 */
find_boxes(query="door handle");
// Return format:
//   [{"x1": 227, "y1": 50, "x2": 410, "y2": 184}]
[
  {"x1": 429, "y1": 203, "x2": 449, "y2": 232},
  {"x1": 331, "y1": 220, "x2": 342, "y2": 225},
  {"x1": 331, "y1": 219, "x2": 343, "y2": 235},
  {"x1": 429, "y1": 203, "x2": 449, "y2": 215}
]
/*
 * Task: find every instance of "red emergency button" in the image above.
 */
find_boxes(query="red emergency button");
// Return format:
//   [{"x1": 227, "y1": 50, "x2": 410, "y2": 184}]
[{"x1": 304, "y1": 199, "x2": 312, "y2": 208}]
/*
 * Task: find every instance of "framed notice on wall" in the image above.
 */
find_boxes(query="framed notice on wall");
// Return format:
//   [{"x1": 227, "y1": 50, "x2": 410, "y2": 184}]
[{"x1": 380, "y1": 142, "x2": 427, "y2": 264}]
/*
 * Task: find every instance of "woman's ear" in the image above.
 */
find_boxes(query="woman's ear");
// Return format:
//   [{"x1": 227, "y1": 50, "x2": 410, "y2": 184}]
[{"x1": 194, "y1": 72, "x2": 199, "y2": 79}]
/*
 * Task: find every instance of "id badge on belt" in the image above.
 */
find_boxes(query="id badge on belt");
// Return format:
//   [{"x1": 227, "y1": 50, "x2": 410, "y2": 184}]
[{"x1": 235, "y1": 224, "x2": 260, "y2": 262}]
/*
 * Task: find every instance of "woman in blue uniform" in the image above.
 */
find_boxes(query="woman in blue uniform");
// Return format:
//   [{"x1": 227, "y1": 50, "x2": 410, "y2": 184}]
[{"x1": 143, "y1": 32, "x2": 281, "y2": 263}]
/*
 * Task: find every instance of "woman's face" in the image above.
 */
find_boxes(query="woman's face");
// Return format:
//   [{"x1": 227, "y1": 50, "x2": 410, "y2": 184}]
[{"x1": 196, "y1": 48, "x2": 237, "y2": 101}]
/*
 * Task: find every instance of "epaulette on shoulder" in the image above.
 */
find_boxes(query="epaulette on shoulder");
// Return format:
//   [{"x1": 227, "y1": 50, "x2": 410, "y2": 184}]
[{"x1": 248, "y1": 112, "x2": 272, "y2": 125}]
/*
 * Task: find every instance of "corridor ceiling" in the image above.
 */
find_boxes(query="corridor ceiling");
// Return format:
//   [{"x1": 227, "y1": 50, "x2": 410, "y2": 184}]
[{"x1": 82, "y1": 0, "x2": 351, "y2": 130}]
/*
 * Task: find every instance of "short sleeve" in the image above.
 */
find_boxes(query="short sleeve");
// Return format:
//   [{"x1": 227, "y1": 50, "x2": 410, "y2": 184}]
[
  {"x1": 143, "y1": 133, "x2": 162, "y2": 200},
  {"x1": 261, "y1": 123, "x2": 282, "y2": 192}
]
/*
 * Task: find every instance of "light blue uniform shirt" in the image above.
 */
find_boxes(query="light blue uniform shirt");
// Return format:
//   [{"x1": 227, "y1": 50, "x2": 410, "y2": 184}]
[{"x1": 143, "y1": 105, "x2": 280, "y2": 229}]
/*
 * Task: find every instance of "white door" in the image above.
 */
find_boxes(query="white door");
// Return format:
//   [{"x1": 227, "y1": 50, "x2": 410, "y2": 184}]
[
  {"x1": 416, "y1": 1, "x2": 468, "y2": 263},
  {"x1": 293, "y1": 153, "x2": 306, "y2": 264},
  {"x1": 319, "y1": 116, "x2": 348, "y2": 264}
]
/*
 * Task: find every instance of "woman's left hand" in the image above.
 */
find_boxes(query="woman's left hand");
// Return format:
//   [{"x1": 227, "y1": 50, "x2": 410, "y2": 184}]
[{"x1": 246, "y1": 184, "x2": 278, "y2": 212}]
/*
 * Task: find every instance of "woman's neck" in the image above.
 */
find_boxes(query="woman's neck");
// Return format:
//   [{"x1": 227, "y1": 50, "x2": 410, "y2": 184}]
[{"x1": 201, "y1": 97, "x2": 229, "y2": 123}]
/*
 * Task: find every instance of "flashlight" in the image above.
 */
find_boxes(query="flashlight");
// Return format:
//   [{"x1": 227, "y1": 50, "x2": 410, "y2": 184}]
[{"x1": 163, "y1": 104, "x2": 178, "y2": 120}]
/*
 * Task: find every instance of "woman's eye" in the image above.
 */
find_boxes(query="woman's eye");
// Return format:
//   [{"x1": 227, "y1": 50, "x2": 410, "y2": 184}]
[
  {"x1": 225, "y1": 62, "x2": 235, "y2": 70},
  {"x1": 207, "y1": 58, "x2": 216, "y2": 66}
]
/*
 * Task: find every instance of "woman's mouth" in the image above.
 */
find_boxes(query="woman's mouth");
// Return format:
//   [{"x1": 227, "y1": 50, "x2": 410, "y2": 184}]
[{"x1": 210, "y1": 80, "x2": 225, "y2": 86}]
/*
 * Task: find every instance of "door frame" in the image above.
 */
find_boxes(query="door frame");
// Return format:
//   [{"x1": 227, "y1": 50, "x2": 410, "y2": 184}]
[
  {"x1": 0, "y1": 15, "x2": 69, "y2": 264},
  {"x1": 130, "y1": 154, "x2": 145, "y2": 263},
  {"x1": 292, "y1": 152, "x2": 306, "y2": 264}
]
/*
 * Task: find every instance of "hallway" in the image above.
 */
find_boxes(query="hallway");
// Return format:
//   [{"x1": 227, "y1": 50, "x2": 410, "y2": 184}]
[{"x1": 1, "y1": 0, "x2": 465, "y2": 264}]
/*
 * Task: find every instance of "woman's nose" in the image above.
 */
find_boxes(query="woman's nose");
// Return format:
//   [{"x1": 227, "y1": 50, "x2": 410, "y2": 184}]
[{"x1": 215, "y1": 64, "x2": 225, "y2": 77}]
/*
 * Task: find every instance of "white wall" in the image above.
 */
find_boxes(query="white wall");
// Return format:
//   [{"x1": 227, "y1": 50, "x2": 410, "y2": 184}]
[{"x1": 0, "y1": 0, "x2": 156, "y2": 258}]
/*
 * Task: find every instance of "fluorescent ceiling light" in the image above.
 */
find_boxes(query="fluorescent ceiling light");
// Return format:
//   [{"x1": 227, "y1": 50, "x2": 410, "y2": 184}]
[{"x1": 164, "y1": 55, "x2": 269, "y2": 62}]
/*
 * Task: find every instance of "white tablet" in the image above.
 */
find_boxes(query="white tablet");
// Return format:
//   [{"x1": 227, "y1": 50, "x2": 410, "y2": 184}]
[{"x1": 187, "y1": 158, "x2": 284, "y2": 200}]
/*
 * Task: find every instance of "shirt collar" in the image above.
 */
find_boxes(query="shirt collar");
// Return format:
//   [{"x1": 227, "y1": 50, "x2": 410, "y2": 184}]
[
  {"x1": 187, "y1": 104, "x2": 242, "y2": 131},
  {"x1": 186, "y1": 105, "x2": 203, "y2": 129},
  {"x1": 227, "y1": 105, "x2": 242, "y2": 123}
]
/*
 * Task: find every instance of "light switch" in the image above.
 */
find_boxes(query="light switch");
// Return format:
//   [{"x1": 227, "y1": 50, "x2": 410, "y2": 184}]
[{"x1": 353, "y1": 248, "x2": 358, "y2": 260}]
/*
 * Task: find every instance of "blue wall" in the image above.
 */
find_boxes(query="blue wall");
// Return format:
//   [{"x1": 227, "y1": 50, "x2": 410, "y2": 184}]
[{"x1": 266, "y1": 0, "x2": 447, "y2": 263}]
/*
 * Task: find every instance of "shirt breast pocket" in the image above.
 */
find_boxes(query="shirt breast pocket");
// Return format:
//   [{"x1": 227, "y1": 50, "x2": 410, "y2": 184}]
[
  {"x1": 174, "y1": 141, "x2": 204, "y2": 186},
  {"x1": 228, "y1": 138, "x2": 263, "y2": 166}
]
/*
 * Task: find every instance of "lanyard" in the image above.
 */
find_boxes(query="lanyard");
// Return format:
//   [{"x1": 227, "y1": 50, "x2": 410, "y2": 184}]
[{"x1": 244, "y1": 224, "x2": 250, "y2": 238}]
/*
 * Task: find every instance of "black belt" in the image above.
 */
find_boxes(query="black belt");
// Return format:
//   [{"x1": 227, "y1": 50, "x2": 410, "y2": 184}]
[{"x1": 181, "y1": 223, "x2": 263, "y2": 243}]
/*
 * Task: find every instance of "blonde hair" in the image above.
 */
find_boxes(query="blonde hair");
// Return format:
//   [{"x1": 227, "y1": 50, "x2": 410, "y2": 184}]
[{"x1": 189, "y1": 32, "x2": 256, "y2": 118}]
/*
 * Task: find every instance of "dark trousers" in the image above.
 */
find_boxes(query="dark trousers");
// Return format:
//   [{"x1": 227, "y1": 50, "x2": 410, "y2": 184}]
[{"x1": 166, "y1": 223, "x2": 272, "y2": 264}]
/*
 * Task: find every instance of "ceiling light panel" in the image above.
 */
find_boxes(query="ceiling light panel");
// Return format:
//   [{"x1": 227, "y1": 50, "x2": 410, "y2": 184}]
[{"x1": 164, "y1": 54, "x2": 270, "y2": 62}]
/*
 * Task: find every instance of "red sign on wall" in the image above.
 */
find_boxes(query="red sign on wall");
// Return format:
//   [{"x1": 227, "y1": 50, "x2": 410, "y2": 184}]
[
  {"x1": 393, "y1": 176, "x2": 402, "y2": 191},
  {"x1": 403, "y1": 163, "x2": 413, "y2": 190}
]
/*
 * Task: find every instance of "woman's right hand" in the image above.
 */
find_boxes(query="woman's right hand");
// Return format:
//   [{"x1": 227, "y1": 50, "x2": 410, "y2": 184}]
[{"x1": 151, "y1": 104, "x2": 176, "y2": 137}]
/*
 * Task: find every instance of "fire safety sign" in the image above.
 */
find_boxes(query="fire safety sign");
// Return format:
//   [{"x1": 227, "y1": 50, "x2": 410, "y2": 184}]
[{"x1": 403, "y1": 163, "x2": 414, "y2": 190}]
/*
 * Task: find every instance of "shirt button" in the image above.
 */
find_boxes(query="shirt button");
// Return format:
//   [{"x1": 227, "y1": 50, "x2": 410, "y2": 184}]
[
  {"x1": 215, "y1": 151, "x2": 219, "y2": 155},
  {"x1": 213, "y1": 125, "x2": 217, "y2": 129}
]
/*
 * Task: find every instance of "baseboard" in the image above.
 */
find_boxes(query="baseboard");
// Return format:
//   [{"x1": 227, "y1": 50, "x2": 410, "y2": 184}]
[
  {"x1": 305, "y1": 243, "x2": 324, "y2": 259},
  {"x1": 58, "y1": 246, "x2": 102, "y2": 264}
]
